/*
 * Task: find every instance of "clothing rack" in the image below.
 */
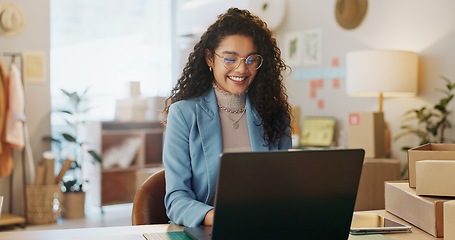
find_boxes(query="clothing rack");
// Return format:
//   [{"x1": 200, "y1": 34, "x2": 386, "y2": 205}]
[
  {"x1": 2, "y1": 52, "x2": 22, "y2": 60},
  {"x1": 0, "y1": 51, "x2": 27, "y2": 225}
]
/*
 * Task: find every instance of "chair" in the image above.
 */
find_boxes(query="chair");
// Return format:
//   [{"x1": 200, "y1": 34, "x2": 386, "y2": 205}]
[{"x1": 132, "y1": 169, "x2": 169, "y2": 225}]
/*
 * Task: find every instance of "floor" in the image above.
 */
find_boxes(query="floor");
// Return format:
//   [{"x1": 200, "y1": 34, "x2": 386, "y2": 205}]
[{"x1": 0, "y1": 203, "x2": 133, "y2": 232}]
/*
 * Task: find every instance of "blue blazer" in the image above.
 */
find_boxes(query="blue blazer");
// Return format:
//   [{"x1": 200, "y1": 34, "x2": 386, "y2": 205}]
[{"x1": 163, "y1": 88, "x2": 292, "y2": 227}]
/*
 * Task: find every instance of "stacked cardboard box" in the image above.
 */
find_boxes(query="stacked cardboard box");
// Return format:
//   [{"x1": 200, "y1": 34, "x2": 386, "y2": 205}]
[
  {"x1": 416, "y1": 160, "x2": 455, "y2": 197},
  {"x1": 348, "y1": 112, "x2": 386, "y2": 159},
  {"x1": 407, "y1": 143, "x2": 455, "y2": 188},
  {"x1": 384, "y1": 181, "x2": 453, "y2": 237},
  {"x1": 385, "y1": 143, "x2": 455, "y2": 238}
]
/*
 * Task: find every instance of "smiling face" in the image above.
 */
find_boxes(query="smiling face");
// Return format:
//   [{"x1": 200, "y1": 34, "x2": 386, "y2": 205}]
[{"x1": 205, "y1": 35, "x2": 259, "y2": 95}]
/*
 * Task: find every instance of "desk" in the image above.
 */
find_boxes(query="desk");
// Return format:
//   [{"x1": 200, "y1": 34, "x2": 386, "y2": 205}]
[
  {"x1": 0, "y1": 210, "x2": 441, "y2": 240},
  {"x1": 361, "y1": 210, "x2": 442, "y2": 240},
  {"x1": 0, "y1": 224, "x2": 185, "y2": 240}
]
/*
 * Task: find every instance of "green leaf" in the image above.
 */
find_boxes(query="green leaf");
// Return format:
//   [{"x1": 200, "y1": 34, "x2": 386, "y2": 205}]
[
  {"x1": 393, "y1": 129, "x2": 423, "y2": 141},
  {"x1": 403, "y1": 108, "x2": 418, "y2": 115},
  {"x1": 62, "y1": 133, "x2": 77, "y2": 143},
  {"x1": 59, "y1": 110, "x2": 73, "y2": 115},
  {"x1": 428, "y1": 126, "x2": 438, "y2": 136},
  {"x1": 64, "y1": 119, "x2": 74, "y2": 128},
  {"x1": 394, "y1": 131, "x2": 412, "y2": 141},
  {"x1": 435, "y1": 105, "x2": 446, "y2": 113},
  {"x1": 420, "y1": 114, "x2": 432, "y2": 122},
  {"x1": 401, "y1": 146, "x2": 412, "y2": 151},
  {"x1": 88, "y1": 150, "x2": 102, "y2": 163},
  {"x1": 61, "y1": 89, "x2": 72, "y2": 97},
  {"x1": 42, "y1": 136, "x2": 61, "y2": 143},
  {"x1": 399, "y1": 125, "x2": 416, "y2": 130},
  {"x1": 72, "y1": 160, "x2": 81, "y2": 169},
  {"x1": 420, "y1": 139, "x2": 431, "y2": 145},
  {"x1": 401, "y1": 114, "x2": 415, "y2": 121},
  {"x1": 82, "y1": 86, "x2": 91, "y2": 96}
]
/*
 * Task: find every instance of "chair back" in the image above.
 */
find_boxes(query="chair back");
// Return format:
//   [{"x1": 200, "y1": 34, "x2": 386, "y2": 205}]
[{"x1": 132, "y1": 169, "x2": 169, "y2": 225}]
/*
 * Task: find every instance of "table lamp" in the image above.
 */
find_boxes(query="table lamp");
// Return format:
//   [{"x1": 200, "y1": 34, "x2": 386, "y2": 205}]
[
  {"x1": 346, "y1": 50, "x2": 418, "y2": 112},
  {"x1": 346, "y1": 50, "x2": 418, "y2": 158}
]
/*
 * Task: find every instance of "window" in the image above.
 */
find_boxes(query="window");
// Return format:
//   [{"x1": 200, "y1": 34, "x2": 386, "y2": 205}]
[{"x1": 50, "y1": 0, "x2": 174, "y2": 120}]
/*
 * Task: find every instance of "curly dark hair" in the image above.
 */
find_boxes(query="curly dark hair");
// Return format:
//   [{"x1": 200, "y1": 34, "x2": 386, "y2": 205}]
[{"x1": 163, "y1": 8, "x2": 291, "y2": 146}]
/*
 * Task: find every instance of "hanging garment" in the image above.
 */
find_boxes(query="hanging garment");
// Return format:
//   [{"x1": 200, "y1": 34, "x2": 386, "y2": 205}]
[
  {"x1": 0, "y1": 60, "x2": 5, "y2": 153},
  {"x1": 23, "y1": 122, "x2": 35, "y2": 184},
  {"x1": 0, "y1": 60, "x2": 13, "y2": 177},
  {"x1": 5, "y1": 62, "x2": 25, "y2": 149}
]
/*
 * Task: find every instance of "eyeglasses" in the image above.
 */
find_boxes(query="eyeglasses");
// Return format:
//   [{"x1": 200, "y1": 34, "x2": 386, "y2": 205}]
[{"x1": 214, "y1": 52, "x2": 263, "y2": 70}]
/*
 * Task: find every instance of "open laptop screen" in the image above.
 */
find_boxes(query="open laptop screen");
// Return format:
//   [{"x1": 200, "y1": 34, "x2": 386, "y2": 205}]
[{"x1": 201, "y1": 149, "x2": 364, "y2": 240}]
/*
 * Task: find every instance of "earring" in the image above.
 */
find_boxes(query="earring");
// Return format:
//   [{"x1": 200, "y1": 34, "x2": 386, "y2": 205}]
[{"x1": 209, "y1": 67, "x2": 212, "y2": 72}]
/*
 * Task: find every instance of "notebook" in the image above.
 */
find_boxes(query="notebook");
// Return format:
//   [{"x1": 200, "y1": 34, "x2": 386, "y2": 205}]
[{"x1": 184, "y1": 149, "x2": 365, "y2": 240}]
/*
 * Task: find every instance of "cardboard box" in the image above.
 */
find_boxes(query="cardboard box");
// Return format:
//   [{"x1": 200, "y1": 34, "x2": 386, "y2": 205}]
[
  {"x1": 354, "y1": 158, "x2": 400, "y2": 211},
  {"x1": 385, "y1": 181, "x2": 455, "y2": 237},
  {"x1": 408, "y1": 143, "x2": 455, "y2": 188},
  {"x1": 416, "y1": 160, "x2": 455, "y2": 197},
  {"x1": 444, "y1": 200, "x2": 455, "y2": 240},
  {"x1": 348, "y1": 112, "x2": 385, "y2": 158}
]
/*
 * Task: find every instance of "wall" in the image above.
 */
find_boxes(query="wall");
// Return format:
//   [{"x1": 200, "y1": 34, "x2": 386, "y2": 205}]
[
  {"x1": 274, "y1": 0, "x2": 455, "y2": 170},
  {"x1": 0, "y1": 0, "x2": 51, "y2": 215}
]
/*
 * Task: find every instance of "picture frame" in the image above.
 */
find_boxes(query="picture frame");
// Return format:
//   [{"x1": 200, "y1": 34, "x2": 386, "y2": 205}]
[
  {"x1": 302, "y1": 28, "x2": 322, "y2": 66},
  {"x1": 284, "y1": 31, "x2": 303, "y2": 66},
  {"x1": 299, "y1": 116, "x2": 336, "y2": 147}
]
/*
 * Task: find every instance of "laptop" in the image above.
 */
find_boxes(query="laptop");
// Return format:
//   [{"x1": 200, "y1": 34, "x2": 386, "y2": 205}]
[{"x1": 184, "y1": 149, "x2": 365, "y2": 240}]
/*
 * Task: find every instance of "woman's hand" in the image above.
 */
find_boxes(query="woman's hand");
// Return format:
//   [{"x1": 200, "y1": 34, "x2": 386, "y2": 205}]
[{"x1": 203, "y1": 209, "x2": 214, "y2": 226}]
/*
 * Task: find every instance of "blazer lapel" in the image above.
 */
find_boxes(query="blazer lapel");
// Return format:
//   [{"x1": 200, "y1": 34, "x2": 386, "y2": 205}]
[
  {"x1": 196, "y1": 89, "x2": 222, "y2": 195},
  {"x1": 197, "y1": 89, "x2": 222, "y2": 155}
]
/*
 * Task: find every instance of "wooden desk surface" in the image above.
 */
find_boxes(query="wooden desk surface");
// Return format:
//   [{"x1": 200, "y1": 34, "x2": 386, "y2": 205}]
[
  {"x1": 0, "y1": 214, "x2": 26, "y2": 227},
  {"x1": 358, "y1": 210, "x2": 442, "y2": 240},
  {"x1": 0, "y1": 224, "x2": 184, "y2": 240},
  {"x1": 0, "y1": 210, "x2": 442, "y2": 240}
]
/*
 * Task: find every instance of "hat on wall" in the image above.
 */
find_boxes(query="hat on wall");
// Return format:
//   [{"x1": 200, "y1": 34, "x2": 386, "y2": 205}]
[
  {"x1": 0, "y1": 2, "x2": 25, "y2": 36},
  {"x1": 335, "y1": 0, "x2": 368, "y2": 30}
]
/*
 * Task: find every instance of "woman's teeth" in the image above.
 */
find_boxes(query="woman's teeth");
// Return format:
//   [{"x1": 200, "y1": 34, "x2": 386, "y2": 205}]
[{"x1": 229, "y1": 76, "x2": 246, "y2": 82}]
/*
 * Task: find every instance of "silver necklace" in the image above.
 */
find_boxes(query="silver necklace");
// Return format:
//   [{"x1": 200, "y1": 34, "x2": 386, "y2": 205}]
[
  {"x1": 217, "y1": 103, "x2": 246, "y2": 114},
  {"x1": 213, "y1": 82, "x2": 246, "y2": 114},
  {"x1": 221, "y1": 110, "x2": 246, "y2": 129}
]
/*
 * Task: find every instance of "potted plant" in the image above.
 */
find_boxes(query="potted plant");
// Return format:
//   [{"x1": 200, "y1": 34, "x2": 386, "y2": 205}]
[
  {"x1": 43, "y1": 87, "x2": 101, "y2": 218},
  {"x1": 395, "y1": 75, "x2": 455, "y2": 176}
]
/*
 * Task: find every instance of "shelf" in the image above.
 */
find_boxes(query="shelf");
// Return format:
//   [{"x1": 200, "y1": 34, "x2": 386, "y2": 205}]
[
  {"x1": 86, "y1": 121, "x2": 165, "y2": 207},
  {"x1": 0, "y1": 214, "x2": 26, "y2": 227}
]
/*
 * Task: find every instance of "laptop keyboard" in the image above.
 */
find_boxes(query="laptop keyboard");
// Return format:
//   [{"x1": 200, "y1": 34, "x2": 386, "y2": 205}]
[{"x1": 142, "y1": 231, "x2": 192, "y2": 240}]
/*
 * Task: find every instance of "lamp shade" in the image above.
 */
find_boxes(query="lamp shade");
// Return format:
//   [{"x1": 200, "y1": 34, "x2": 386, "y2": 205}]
[{"x1": 346, "y1": 50, "x2": 418, "y2": 97}]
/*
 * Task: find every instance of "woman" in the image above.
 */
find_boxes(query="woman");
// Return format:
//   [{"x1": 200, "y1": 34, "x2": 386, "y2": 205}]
[{"x1": 162, "y1": 8, "x2": 292, "y2": 227}]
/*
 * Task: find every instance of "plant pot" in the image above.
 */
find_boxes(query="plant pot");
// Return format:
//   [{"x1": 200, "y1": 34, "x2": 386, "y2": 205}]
[{"x1": 63, "y1": 192, "x2": 85, "y2": 219}]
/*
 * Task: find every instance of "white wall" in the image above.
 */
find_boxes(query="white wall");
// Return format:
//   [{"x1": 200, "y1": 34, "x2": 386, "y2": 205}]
[
  {"x1": 0, "y1": 0, "x2": 50, "y2": 215},
  {"x1": 275, "y1": 0, "x2": 455, "y2": 170}
]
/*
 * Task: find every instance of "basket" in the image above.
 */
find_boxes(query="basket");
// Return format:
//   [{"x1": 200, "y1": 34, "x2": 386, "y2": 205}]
[{"x1": 25, "y1": 184, "x2": 63, "y2": 224}]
